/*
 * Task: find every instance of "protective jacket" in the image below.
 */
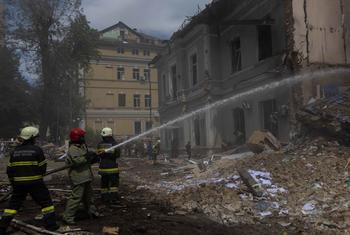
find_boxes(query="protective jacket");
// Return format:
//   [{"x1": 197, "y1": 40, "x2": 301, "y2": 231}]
[
  {"x1": 97, "y1": 137, "x2": 120, "y2": 174},
  {"x1": 7, "y1": 142, "x2": 47, "y2": 185},
  {"x1": 66, "y1": 144, "x2": 93, "y2": 185}
]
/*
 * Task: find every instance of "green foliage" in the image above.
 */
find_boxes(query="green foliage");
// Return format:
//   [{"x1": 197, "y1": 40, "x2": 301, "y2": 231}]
[
  {"x1": 7, "y1": 0, "x2": 99, "y2": 142},
  {"x1": 85, "y1": 127, "x2": 101, "y2": 147},
  {"x1": 0, "y1": 47, "x2": 37, "y2": 137}
]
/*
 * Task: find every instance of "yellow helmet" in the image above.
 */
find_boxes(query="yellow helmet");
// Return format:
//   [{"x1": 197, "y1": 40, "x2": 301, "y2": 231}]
[
  {"x1": 19, "y1": 126, "x2": 39, "y2": 140},
  {"x1": 101, "y1": 127, "x2": 113, "y2": 137}
]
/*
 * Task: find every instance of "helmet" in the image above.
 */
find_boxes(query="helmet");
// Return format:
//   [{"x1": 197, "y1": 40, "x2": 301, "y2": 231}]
[
  {"x1": 101, "y1": 127, "x2": 113, "y2": 137},
  {"x1": 19, "y1": 126, "x2": 39, "y2": 140},
  {"x1": 69, "y1": 128, "x2": 86, "y2": 142}
]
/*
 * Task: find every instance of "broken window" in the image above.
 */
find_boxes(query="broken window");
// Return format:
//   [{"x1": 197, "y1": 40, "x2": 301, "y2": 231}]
[
  {"x1": 231, "y1": 38, "x2": 242, "y2": 73},
  {"x1": 171, "y1": 65, "x2": 177, "y2": 98},
  {"x1": 144, "y1": 69, "x2": 150, "y2": 81},
  {"x1": 133, "y1": 94, "x2": 140, "y2": 107},
  {"x1": 133, "y1": 68, "x2": 140, "y2": 80},
  {"x1": 191, "y1": 54, "x2": 198, "y2": 86},
  {"x1": 117, "y1": 67, "x2": 125, "y2": 80},
  {"x1": 134, "y1": 121, "x2": 141, "y2": 135},
  {"x1": 258, "y1": 25, "x2": 272, "y2": 61},
  {"x1": 118, "y1": 94, "x2": 126, "y2": 107},
  {"x1": 233, "y1": 108, "x2": 246, "y2": 144},
  {"x1": 260, "y1": 99, "x2": 278, "y2": 137},
  {"x1": 145, "y1": 94, "x2": 151, "y2": 108}
]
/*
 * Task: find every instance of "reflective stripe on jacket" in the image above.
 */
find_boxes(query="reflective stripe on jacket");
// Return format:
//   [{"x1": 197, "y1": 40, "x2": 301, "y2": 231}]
[
  {"x1": 97, "y1": 137, "x2": 120, "y2": 175},
  {"x1": 7, "y1": 143, "x2": 47, "y2": 184}
]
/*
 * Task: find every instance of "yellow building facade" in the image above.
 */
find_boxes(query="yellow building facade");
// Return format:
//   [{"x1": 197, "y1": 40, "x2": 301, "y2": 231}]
[{"x1": 83, "y1": 22, "x2": 165, "y2": 137}]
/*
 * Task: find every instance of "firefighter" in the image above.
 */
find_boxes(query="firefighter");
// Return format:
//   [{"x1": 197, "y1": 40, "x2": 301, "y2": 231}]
[
  {"x1": 0, "y1": 127, "x2": 59, "y2": 234},
  {"x1": 152, "y1": 139, "x2": 160, "y2": 165},
  {"x1": 62, "y1": 128, "x2": 100, "y2": 225},
  {"x1": 97, "y1": 127, "x2": 120, "y2": 204}
]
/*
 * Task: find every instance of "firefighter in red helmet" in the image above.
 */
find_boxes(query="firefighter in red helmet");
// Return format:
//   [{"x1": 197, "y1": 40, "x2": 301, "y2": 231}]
[{"x1": 62, "y1": 128, "x2": 101, "y2": 225}]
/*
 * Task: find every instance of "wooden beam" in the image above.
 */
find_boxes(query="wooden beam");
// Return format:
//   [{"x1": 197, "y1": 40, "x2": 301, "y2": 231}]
[
  {"x1": 238, "y1": 169, "x2": 264, "y2": 197},
  {"x1": 11, "y1": 219, "x2": 62, "y2": 235}
]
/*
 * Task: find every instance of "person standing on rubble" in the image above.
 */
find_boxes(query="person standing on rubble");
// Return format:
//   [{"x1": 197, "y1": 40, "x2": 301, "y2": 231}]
[
  {"x1": 147, "y1": 140, "x2": 153, "y2": 160},
  {"x1": 152, "y1": 139, "x2": 160, "y2": 165},
  {"x1": 62, "y1": 128, "x2": 101, "y2": 225},
  {"x1": 97, "y1": 127, "x2": 120, "y2": 204},
  {"x1": 0, "y1": 127, "x2": 59, "y2": 234},
  {"x1": 186, "y1": 141, "x2": 192, "y2": 160}
]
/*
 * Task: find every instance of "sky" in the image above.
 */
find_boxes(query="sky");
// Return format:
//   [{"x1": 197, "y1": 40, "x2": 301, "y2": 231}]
[{"x1": 81, "y1": 0, "x2": 211, "y2": 39}]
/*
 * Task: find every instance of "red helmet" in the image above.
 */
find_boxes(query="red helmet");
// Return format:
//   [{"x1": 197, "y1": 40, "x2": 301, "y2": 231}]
[{"x1": 69, "y1": 128, "x2": 86, "y2": 142}]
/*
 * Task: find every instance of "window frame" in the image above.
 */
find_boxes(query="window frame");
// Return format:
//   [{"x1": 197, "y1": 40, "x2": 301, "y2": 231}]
[
  {"x1": 144, "y1": 68, "x2": 150, "y2": 81},
  {"x1": 117, "y1": 67, "x2": 125, "y2": 80},
  {"x1": 132, "y1": 48, "x2": 139, "y2": 55},
  {"x1": 145, "y1": 94, "x2": 151, "y2": 108},
  {"x1": 117, "y1": 47, "x2": 124, "y2": 54},
  {"x1": 134, "y1": 121, "x2": 142, "y2": 135},
  {"x1": 231, "y1": 37, "x2": 242, "y2": 73},
  {"x1": 133, "y1": 68, "x2": 140, "y2": 80},
  {"x1": 190, "y1": 53, "x2": 198, "y2": 86},
  {"x1": 118, "y1": 93, "x2": 126, "y2": 107},
  {"x1": 133, "y1": 94, "x2": 141, "y2": 108}
]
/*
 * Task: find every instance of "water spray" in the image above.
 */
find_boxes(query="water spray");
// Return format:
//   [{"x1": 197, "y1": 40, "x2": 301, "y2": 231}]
[{"x1": 105, "y1": 68, "x2": 350, "y2": 153}]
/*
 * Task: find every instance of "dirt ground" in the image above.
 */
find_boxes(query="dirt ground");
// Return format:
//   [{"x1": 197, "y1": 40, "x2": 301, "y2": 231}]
[{"x1": 0, "y1": 145, "x2": 345, "y2": 234}]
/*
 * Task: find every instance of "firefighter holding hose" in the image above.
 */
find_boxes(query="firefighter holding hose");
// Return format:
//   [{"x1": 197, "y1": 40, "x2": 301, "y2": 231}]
[
  {"x1": 97, "y1": 127, "x2": 120, "y2": 204},
  {"x1": 62, "y1": 128, "x2": 101, "y2": 225},
  {"x1": 0, "y1": 127, "x2": 59, "y2": 234}
]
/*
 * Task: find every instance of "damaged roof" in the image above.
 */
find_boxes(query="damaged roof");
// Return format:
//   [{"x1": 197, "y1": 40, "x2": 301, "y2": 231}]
[{"x1": 171, "y1": 0, "x2": 239, "y2": 40}]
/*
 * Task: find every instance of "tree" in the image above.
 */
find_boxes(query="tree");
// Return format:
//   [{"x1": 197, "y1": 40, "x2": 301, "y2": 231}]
[
  {"x1": 6, "y1": 0, "x2": 99, "y2": 142},
  {"x1": 0, "y1": 47, "x2": 37, "y2": 138}
]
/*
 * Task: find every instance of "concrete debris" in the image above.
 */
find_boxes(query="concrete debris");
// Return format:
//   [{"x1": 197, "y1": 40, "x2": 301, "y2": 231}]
[
  {"x1": 126, "y1": 135, "x2": 350, "y2": 233},
  {"x1": 297, "y1": 90, "x2": 350, "y2": 143},
  {"x1": 246, "y1": 130, "x2": 281, "y2": 154}
]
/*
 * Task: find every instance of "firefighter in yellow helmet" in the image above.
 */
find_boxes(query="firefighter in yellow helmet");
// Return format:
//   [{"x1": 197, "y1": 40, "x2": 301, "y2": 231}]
[
  {"x1": 0, "y1": 127, "x2": 59, "y2": 234},
  {"x1": 97, "y1": 127, "x2": 121, "y2": 204}
]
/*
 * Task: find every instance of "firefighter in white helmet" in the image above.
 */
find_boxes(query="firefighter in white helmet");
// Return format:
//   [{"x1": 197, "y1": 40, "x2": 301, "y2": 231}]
[
  {"x1": 97, "y1": 127, "x2": 120, "y2": 204},
  {"x1": 0, "y1": 127, "x2": 59, "y2": 233}
]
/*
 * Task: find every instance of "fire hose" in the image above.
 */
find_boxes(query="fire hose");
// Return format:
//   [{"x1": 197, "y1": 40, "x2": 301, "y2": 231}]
[{"x1": 0, "y1": 165, "x2": 72, "y2": 203}]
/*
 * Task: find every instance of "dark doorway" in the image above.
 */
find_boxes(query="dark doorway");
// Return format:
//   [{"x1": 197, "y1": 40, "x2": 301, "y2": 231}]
[{"x1": 233, "y1": 108, "x2": 246, "y2": 144}]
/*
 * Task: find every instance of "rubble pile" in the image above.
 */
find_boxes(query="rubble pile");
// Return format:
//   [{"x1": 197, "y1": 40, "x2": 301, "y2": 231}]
[
  {"x1": 131, "y1": 137, "x2": 350, "y2": 233},
  {"x1": 297, "y1": 90, "x2": 350, "y2": 143},
  {"x1": 41, "y1": 143, "x2": 66, "y2": 160}
]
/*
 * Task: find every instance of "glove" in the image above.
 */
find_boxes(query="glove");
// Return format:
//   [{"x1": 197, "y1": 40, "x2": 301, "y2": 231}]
[{"x1": 86, "y1": 151, "x2": 99, "y2": 164}]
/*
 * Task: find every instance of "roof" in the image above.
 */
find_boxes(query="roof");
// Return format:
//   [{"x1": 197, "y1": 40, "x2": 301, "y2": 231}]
[
  {"x1": 171, "y1": 0, "x2": 236, "y2": 40},
  {"x1": 100, "y1": 21, "x2": 162, "y2": 42}
]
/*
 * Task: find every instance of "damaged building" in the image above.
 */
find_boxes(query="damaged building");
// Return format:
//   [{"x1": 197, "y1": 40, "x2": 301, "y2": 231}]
[{"x1": 153, "y1": 0, "x2": 350, "y2": 152}]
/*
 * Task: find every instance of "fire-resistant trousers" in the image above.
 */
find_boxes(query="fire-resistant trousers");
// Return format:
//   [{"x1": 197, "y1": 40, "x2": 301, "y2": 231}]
[
  {"x1": 0, "y1": 182, "x2": 58, "y2": 234},
  {"x1": 100, "y1": 174, "x2": 119, "y2": 202}
]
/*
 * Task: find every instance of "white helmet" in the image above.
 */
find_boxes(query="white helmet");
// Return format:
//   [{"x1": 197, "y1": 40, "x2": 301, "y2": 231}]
[
  {"x1": 101, "y1": 127, "x2": 113, "y2": 137},
  {"x1": 19, "y1": 126, "x2": 39, "y2": 140}
]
